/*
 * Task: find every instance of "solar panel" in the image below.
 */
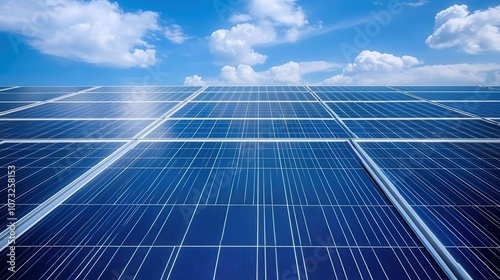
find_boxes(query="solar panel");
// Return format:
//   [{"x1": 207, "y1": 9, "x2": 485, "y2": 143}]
[
  {"x1": 359, "y1": 141, "x2": 500, "y2": 278},
  {"x1": 326, "y1": 102, "x2": 468, "y2": 118},
  {"x1": 172, "y1": 102, "x2": 332, "y2": 118},
  {"x1": 404, "y1": 91, "x2": 500, "y2": 101},
  {"x1": 60, "y1": 92, "x2": 195, "y2": 102},
  {"x1": 0, "y1": 93, "x2": 70, "y2": 102},
  {"x1": 0, "y1": 85, "x2": 498, "y2": 279},
  {"x1": 0, "y1": 102, "x2": 34, "y2": 112},
  {"x1": 344, "y1": 119, "x2": 500, "y2": 138},
  {"x1": 9, "y1": 141, "x2": 445, "y2": 279},
  {"x1": 3, "y1": 87, "x2": 91, "y2": 93},
  {"x1": 194, "y1": 91, "x2": 316, "y2": 101},
  {"x1": 0, "y1": 142, "x2": 124, "y2": 228},
  {"x1": 440, "y1": 101, "x2": 500, "y2": 118},
  {"x1": 87, "y1": 86, "x2": 201, "y2": 93},
  {"x1": 146, "y1": 119, "x2": 351, "y2": 138},
  {"x1": 1, "y1": 102, "x2": 179, "y2": 118},
  {"x1": 0, "y1": 120, "x2": 153, "y2": 139}
]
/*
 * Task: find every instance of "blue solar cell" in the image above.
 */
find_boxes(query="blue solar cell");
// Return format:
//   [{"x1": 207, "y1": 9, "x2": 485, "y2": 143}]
[
  {"x1": 194, "y1": 91, "x2": 315, "y2": 101},
  {"x1": 0, "y1": 120, "x2": 153, "y2": 139},
  {"x1": 88, "y1": 86, "x2": 201, "y2": 93},
  {"x1": 60, "y1": 92, "x2": 195, "y2": 101},
  {"x1": 1, "y1": 102, "x2": 179, "y2": 118},
  {"x1": 309, "y1": 86, "x2": 391, "y2": 91},
  {"x1": 359, "y1": 141, "x2": 500, "y2": 278},
  {"x1": 0, "y1": 93, "x2": 67, "y2": 101},
  {"x1": 396, "y1": 86, "x2": 492, "y2": 92},
  {"x1": 345, "y1": 119, "x2": 500, "y2": 138},
  {"x1": 313, "y1": 91, "x2": 417, "y2": 101},
  {"x1": 440, "y1": 101, "x2": 500, "y2": 117},
  {"x1": 0, "y1": 142, "x2": 123, "y2": 228},
  {"x1": 10, "y1": 141, "x2": 445, "y2": 278},
  {"x1": 172, "y1": 102, "x2": 332, "y2": 118},
  {"x1": 327, "y1": 102, "x2": 468, "y2": 118},
  {"x1": 146, "y1": 119, "x2": 350, "y2": 138},
  {"x1": 3, "y1": 86, "x2": 91, "y2": 93},
  {"x1": 407, "y1": 91, "x2": 500, "y2": 100},
  {"x1": 0, "y1": 102, "x2": 33, "y2": 112}
]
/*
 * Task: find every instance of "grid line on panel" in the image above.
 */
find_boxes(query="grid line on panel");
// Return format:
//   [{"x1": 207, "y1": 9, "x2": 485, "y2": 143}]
[
  {"x1": 135, "y1": 86, "x2": 208, "y2": 139},
  {"x1": 305, "y1": 85, "x2": 357, "y2": 138},
  {"x1": 387, "y1": 86, "x2": 495, "y2": 121},
  {"x1": 0, "y1": 86, "x2": 100, "y2": 117},
  {"x1": 349, "y1": 140, "x2": 470, "y2": 280},
  {"x1": 0, "y1": 87, "x2": 207, "y2": 250}
]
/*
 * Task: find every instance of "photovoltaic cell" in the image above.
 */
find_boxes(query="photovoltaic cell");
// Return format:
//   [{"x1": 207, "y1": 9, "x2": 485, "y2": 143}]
[
  {"x1": 0, "y1": 102, "x2": 33, "y2": 112},
  {"x1": 344, "y1": 119, "x2": 500, "y2": 138},
  {"x1": 203, "y1": 86, "x2": 306, "y2": 92},
  {"x1": 326, "y1": 102, "x2": 468, "y2": 118},
  {"x1": 146, "y1": 119, "x2": 351, "y2": 138},
  {"x1": 1, "y1": 102, "x2": 179, "y2": 118},
  {"x1": 359, "y1": 142, "x2": 500, "y2": 278},
  {"x1": 0, "y1": 120, "x2": 153, "y2": 139},
  {"x1": 0, "y1": 142, "x2": 124, "y2": 228},
  {"x1": 3, "y1": 142, "x2": 446, "y2": 279},
  {"x1": 87, "y1": 86, "x2": 201, "y2": 93},
  {"x1": 171, "y1": 102, "x2": 332, "y2": 118},
  {"x1": 405, "y1": 91, "x2": 500, "y2": 101},
  {"x1": 0, "y1": 93, "x2": 69, "y2": 101},
  {"x1": 440, "y1": 102, "x2": 500, "y2": 118},
  {"x1": 3, "y1": 87, "x2": 91, "y2": 93},
  {"x1": 313, "y1": 91, "x2": 417, "y2": 101},
  {"x1": 60, "y1": 92, "x2": 195, "y2": 102},
  {"x1": 194, "y1": 91, "x2": 315, "y2": 101},
  {"x1": 309, "y1": 86, "x2": 391, "y2": 92},
  {"x1": 395, "y1": 86, "x2": 494, "y2": 92}
]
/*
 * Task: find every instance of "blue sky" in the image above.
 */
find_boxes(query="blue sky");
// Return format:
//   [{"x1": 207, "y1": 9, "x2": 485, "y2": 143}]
[{"x1": 0, "y1": 0, "x2": 499, "y2": 85}]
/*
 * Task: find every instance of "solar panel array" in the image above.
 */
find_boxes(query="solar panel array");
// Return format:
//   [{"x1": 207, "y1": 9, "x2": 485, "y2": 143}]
[{"x1": 0, "y1": 85, "x2": 498, "y2": 279}]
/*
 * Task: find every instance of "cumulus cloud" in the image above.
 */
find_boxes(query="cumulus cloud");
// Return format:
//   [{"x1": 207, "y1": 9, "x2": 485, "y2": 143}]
[
  {"x1": 209, "y1": 0, "x2": 318, "y2": 65},
  {"x1": 324, "y1": 50, "x2": 500, "y2": 85},
  {"x1": 426, "y1": 4, "x2": 500, "y2": 54},
  {"x1": 0, "y1": 0, "x2": 162, "y2": 68},
  {"x1": 165, "y1": 24, "x2": 189, "y2": 44},
  {"x1": 184, "y1": 75, "x2": 206, "y2": 86},
  {"x1": 184, "y1": 60, "x2": 338, "y2": 85}
]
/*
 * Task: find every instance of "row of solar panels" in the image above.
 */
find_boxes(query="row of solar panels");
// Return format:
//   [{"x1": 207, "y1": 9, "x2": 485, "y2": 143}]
[{"x1": 1, "y1": 141, "x2": 497, "y2": 278}]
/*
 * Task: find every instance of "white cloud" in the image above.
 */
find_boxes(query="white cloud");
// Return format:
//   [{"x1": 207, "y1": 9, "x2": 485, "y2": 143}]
[
  {"x1": 0, "y1": 0, "x2": 161, "y2": 68},
  {"x1": 344, "y1": 50, "x2": 420, "y2": 73},
  {"x1": 324, "y1": 50, "x2": 500, "y2": 85},
  {"x1": 184, "y1": 75, "x2": 206, "y2": 86},
  {"x1": 165, "y1": 24, "x2": 189, "y2": 44},
  {"x1": 185, "y1": 60, "x2": 337, "y2": 85},
  {"x1": 426, "y1": 5, "x2": 500, "y2": 54},
  {"x1": 209, "y1": 0, "x2": 318, "y2": 65},
  {"x1": 209, "y1": 23, "x2": 275, "y2": 65},
  {"x1": 248, "y1": 0, "x2": 307, "y2": 27}
]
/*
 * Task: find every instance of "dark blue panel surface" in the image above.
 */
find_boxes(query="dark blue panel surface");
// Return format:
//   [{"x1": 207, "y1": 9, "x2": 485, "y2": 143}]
[
  {"x1": 314, "y1": 91, "x2": 417, "y2": 101},
  {"x1": 345, "y1": 119, "x2": 500, "y2": 138},
  {"x1": 61, "y1": 92, "x2": 195, "y2": 101},
  {"x1": 408, "y1": 91, "x2": 500, "y2": 100},
  {"x1": 1, "y1": 102, "x2": 178, "y2": 118},
  {"x1": 4, "y1": 86, "x2": 90, "y2": 93},
  {"x1": 0, "y1": 120, "x2": 152, "y2": 139},
  {"x1": 6, "y1": 141, "x2": 446, "y2": 279},
  {"x1": 441, "y1": 102, "x2": 500, "y2": 118},
  {"x1": 172, "y1": 102, "x2": 332, "y2": 118},
  {"x1": 194, "y1": 91, "x2": 315, "y2": 101},
  {"x1": 0, "y1": 102, "x2": 33, "y2": 112},
  {"x1": 88, "y1": 86, "x2": 201, "y2": 93},
  {"x1": 309, "y1": 86, "x2": 391, "y2": 91},
  {"x1": 0, "y1": 142, "x2": 123, "y2": 228},
  {"x1": 327, "y1": 102, "x2": 468, "y2": 118},
  {"x1": 0, "y1": 93, "x2": 67, "y2": 101},
  {"x1": 360, "y1": 141, "x2": 500, "y2": 279},
  {"x1": 146, "y1": 119, "x2": 350, "y2": 138},
  {"x1": 396, "y1": 86, "x2": 494, "y2": 92}
]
